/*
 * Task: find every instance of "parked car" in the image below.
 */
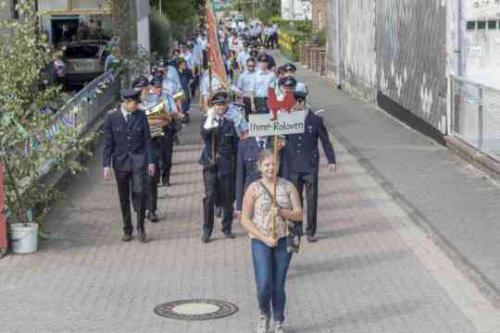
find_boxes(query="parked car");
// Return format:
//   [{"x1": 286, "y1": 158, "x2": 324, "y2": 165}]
[{"x1": 62, "y1": 40, "x2": 108, "y2": 86}]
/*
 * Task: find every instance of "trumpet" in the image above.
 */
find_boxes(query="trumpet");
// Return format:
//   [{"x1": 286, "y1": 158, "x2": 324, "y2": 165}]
[{"x1": 145, "y1": 100, "x2": 169, "y2": 138}]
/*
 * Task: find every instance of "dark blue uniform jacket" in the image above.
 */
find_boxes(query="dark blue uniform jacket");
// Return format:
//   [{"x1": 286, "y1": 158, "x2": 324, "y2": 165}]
[
  {"x1": 283, "y1": 110, "x2": 336, "y2": 175},
  {"x1": 102, "y1": 107, "x2": 154, "y2": 172},
  {"x1": 199, "y1": 118, "x2": 239, "y2": 177}
]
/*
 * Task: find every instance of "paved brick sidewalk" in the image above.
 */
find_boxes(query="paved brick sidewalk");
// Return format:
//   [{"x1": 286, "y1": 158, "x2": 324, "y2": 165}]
[{"x1": 1, "y1": 101, "x2": 499, "y2": 332}]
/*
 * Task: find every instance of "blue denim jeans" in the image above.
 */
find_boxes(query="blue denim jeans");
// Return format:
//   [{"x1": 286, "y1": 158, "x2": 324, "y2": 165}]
[{"x1": 251, "y1": 238, "x2": 293, "y2": 322}]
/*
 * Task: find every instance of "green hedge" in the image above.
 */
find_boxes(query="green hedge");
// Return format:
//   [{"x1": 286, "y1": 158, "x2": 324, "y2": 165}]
[{"x1": 269, "y1": 17, "x2": 312, "y2": 34}]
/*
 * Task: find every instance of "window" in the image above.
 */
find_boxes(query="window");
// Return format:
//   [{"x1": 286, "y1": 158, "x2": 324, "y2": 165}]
[
  {"x1": 467, "y1": 21, "x2": 476, "y2": 30},
  {"x1": 488, "y1": 20, "x2": 497, "y2": 30},
  {"x1": 64, "y1": 45, "x2": 101, "y2": 58},
  {"x1": 477, "y1": 21, "x2": 486, "y2": 30}
]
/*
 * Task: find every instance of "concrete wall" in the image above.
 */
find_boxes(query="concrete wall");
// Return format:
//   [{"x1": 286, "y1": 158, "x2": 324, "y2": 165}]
[
  {"x1": 326, "y1": 0, "x2": 448, "y2": 133},
  {"x1": 136, "y1": 0, "x2": 150, "y2": 53},
  {"x1": 340, "y1": 0, "x2": 376, "y2": 101},
  {"x1": 377, "y1": 0, "x2": 448, "y2": 132},
  {"x1": 463, "y1": 0, "x2": 500, "y2": 88}
]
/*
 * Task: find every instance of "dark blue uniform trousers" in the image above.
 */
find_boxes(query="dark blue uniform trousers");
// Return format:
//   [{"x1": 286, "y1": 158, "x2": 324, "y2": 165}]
[
  {"x1": 289, "y1": 171, "x2": 319, "y2": 236},
  {"x1": 115, "y1": 170, "x2": 147, "y2": 235},
  {"x1": 202, "y1": 168, "x2": 234, "y2": 235}
]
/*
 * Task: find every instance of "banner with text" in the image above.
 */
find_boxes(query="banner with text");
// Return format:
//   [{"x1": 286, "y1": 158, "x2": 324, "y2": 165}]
[{"x1": 249, "y1": 111, "x2": 305, "y2": 137}]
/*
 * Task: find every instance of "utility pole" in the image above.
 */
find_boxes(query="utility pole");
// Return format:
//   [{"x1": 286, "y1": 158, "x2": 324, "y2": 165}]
[{"x1": 159, "y1": 0, "x2": 162, "y2": 15}]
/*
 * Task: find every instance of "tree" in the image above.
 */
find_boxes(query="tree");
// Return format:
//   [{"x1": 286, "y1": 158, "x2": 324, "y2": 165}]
[
  {"x1": 235, "y1": 0, "x2": 281, "y2": 23},
  {"x1": 0, "y1": 0, "x2": 93, "y2": 225},
  {"x1": 151, "y1": 0, "x2": 199, "y2": 41},
  {"x1": 108, "y1": 0, "x2": 138, "y2": 58}
]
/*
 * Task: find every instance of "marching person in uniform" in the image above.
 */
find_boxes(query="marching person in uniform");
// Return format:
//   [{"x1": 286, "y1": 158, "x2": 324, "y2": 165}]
[
  {"x1": 282, "y1": 86, "x2": 337, "y2": 243},
  {"x1": 199, "y1": 91, "x2": 239, "y2": 243},
  {"x1": 102, "y1": 89, "x2": 155, "y2": 243},
  {"x1": 282, "y1": 62, "x2": 308, "y2": 94},
  {"x1": 236, "y1": 57, "x2": 257, "y2": 119},
  {"x1": 235, "y1": 124, "x2": 270, "y2": 216},
  {"x1": 138, "y1": 77, "x2": 172, "y2": 222},
  {"x1": 200, "y1": 64, "x2": 223, "y2": 113},
  {"x1": 132, "y1": 75, "x2": 150, "y2": 102},
  {"x1": 252, "y1": 54, "x2": 276, "y2": 114}
]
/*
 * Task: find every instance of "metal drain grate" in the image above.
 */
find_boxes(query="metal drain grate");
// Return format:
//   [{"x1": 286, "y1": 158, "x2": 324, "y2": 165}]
[{"x1": 154, "y1": 299, "x2": 239, "y2": 321}]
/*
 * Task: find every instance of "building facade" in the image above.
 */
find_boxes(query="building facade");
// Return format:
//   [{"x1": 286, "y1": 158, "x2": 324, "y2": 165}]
[
  {"x1": 464, "y1": 0, "x2": 500, "y2": 88},
  {"x1": 326, "y1": 0, "x2": 449, "y2": 135},
  {"x1": 36, "y1": 0, "x2": 150, "y2": 53},
  {"x1": 311, "y1": 0, "x2": 327, "y2": 31},
  {"x1": 281, "y1": 0, "x2": 312, "y2": 20}
]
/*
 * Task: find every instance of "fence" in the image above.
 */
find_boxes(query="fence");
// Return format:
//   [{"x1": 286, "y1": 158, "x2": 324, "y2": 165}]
[
  {"x1": 299, "y1": 43, "x2": 326, "y2": 76},
  {"x1": 450, "y1": 75, "x2": 500, "y2": 161},
  {"x1": 0, "y1": 72, "x2": 120, "y2": 253},
  {"x1": 63, "y1": 71, "x2": 121, "y2": 136},
  {"x1": 39, "y1": 71, "x2": 120, "y2": 175}
]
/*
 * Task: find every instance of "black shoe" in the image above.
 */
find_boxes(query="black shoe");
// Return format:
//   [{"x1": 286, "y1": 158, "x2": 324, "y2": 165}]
[
  {"x1": 201, "y1": 232, "x2": 211, "y2": 243},
  {"x1": 223, "y1": 231, "x2": 236, "y2": 239},
  {"x1": 122, "y1": 234, "x2": 133, "y2": 242},
  {"x1": 137, "y1": 228, "x2": 147, "y2": 243},
  {"x1": 162, "y1": 175, "x2": 170, "y2": 187},
  {"x1": 307, "y1": 234, "x2": 318, "y2": 243},
  {"x1": 148, "y1": 212, "x2": 159, "y2": 223}
]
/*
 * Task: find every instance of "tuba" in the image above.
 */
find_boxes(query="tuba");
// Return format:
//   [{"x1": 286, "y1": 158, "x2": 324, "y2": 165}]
[{"x1": 145, "y1": 100, "x2": 169, "y2": 138}]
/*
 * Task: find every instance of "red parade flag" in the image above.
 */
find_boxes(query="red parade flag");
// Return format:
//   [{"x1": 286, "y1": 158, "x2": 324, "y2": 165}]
[{"x1": 206, "y1": 0, "x2": 229, "y2": 89}]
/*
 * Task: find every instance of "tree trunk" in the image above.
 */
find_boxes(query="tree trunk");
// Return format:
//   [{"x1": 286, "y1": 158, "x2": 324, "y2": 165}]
[{"x1": 110, "y1": 0, "x2": 138, "y2": 58}]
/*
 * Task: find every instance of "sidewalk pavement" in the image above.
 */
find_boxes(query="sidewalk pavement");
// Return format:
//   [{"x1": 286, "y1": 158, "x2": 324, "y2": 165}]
[
  {"x1": 1, "y1": 96, "x2": 500, "y2": 331},
  {"x1": 276, "y1": 51, "x2": 500, "y2": 306}
]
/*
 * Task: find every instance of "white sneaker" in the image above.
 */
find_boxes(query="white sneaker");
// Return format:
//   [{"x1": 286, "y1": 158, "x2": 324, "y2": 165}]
[
  {"x1": 256, "y1": 315, "x2": 270, "y2": 333},
  {"x1": 274, "y1": 321, "x2": 286, "y2": 333}
]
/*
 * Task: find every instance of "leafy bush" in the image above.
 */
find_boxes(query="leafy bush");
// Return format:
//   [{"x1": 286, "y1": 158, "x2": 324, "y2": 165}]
[
  {"x1": 0, "y1": 0, "x2": 93, "y2": 225},
  {"x1": 150, "y1": 9, "x2": 172, "y2": 58}
]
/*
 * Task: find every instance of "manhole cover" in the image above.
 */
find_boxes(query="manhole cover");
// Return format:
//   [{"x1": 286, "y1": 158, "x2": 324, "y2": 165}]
[{"x1": 154, "y1": 299, "x2": 239, "y2": 321}]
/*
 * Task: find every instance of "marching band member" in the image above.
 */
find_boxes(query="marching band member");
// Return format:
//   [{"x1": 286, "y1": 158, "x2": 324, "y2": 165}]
[
  {"x1": 102, "y1": 89, "x2": 155, "y2": 243},
  {"x1": 199, "y1": 91, "x2": 239, "y2": 243}
]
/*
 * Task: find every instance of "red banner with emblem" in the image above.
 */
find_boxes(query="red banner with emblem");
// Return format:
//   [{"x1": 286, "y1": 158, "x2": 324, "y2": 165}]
[
  {"x1": 206, "y1": 0, "x2": 228, "y2": 89},
  {"x1": 0, "y1": 164, "x2": 7, "y2": 254}
]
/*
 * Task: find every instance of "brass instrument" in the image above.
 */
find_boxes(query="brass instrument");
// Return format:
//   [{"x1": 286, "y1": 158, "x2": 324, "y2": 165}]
[
  {"x1": 173, "y1": 90, "x2": 185, "y2": 101},
  {"x1": 145, "y1": 100, "x2": 169, "y2": 138}
]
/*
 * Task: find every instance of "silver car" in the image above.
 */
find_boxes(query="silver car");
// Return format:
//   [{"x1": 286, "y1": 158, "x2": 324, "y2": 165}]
[{"x1": 62, "y1": 41, "x2": 108, "y2": 86}]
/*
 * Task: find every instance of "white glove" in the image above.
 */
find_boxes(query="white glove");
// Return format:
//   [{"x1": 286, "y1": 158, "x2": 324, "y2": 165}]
[{"x1": 203, "y1": 107, "x2": 220, "y2": 130}]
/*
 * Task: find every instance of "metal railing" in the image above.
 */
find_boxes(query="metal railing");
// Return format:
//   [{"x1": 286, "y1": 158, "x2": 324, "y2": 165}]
[
  {"x1": 61, "y1": 71, "x2": 121, "y2": 135},
  {"x1": 39, "y1": 71, "x2": 120, "y2": 174},
  {"x1": 450, "y1": 75, "x2": 500, "y2": 160}
]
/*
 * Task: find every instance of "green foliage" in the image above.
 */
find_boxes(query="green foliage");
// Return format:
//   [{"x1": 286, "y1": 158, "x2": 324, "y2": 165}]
[
  {"x1": 235, "y1": 0, "x2": 280, "y2": 24},
  {"x1": 311, "y1": 29, "x2": 326, "y2": 47},
  {"x1": 151, "y1": 0, "x2": 199, "y2": 41},
  {"x1": 0, "y1": 0, "x2": 93, "y2": 225},
  {"x1": 273, "y1": 19, "x2": 312, "y2": 35},
  {"x1": 150, "y1": 9, "x2": 172, "y2": 58}
]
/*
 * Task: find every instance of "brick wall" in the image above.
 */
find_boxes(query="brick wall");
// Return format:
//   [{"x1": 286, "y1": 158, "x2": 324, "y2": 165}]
[{"x1": 312, "y1": 0, "x2": 327, "y2": 31}]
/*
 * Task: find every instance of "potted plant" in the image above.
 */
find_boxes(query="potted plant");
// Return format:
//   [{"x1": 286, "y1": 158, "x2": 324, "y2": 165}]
[{"x1": 0, "y1": 0, "x2": 93, "y2": 254}]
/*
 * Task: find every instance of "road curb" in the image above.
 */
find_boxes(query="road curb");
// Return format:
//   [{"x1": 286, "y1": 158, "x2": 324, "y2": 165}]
[{"x1": 445, "y1": 135, "x2": 500, "y2": 180}]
